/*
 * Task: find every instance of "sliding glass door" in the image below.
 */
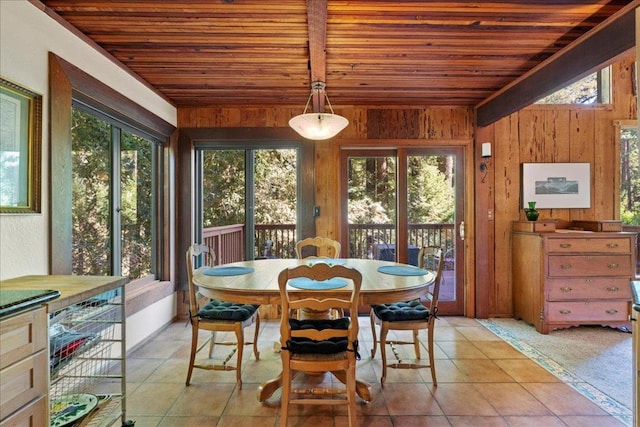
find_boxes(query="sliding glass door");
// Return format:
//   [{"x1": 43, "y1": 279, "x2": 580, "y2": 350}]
[{"x1": 342, "y1": 147, "x2": 464, "y2": 314}]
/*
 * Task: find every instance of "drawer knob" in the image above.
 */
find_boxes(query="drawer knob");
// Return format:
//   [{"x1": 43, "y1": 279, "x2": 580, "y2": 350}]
[
  {"x1": 605, "y1": 309, "x2": 618, "y2": 315},
  {"x1": 606, "y1": 286, "x2": 620, "y2": 292},
  {"x1": 560, "y1": 264, "x2": 572, "y2": 270},
  {"x1": 606, "y1": 243, "x2": 619, "y2": 248},
  {"x1": 560, "y1": 287, "x2": 573, "y2": 292},
  {"x1": 559, "y1": 243, "x2": 572, "y2": 248},
  {"x1": 607, "y1": 263, "x2": 619, "y2": 269},
  {"x1": 559, "y1": 309, "x2": 572, "y2": 315}
]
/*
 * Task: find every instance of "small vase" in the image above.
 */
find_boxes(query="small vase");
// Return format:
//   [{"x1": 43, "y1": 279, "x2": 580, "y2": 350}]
[{"x1": 524, "y1": 201, "x2": 539, "y2": 221}]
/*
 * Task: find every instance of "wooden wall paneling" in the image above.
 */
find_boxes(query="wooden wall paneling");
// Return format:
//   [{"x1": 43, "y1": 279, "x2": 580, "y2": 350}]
[
  {"x1": 313, "y1": 141, "x2": 340, "y2": 241},
  {"x1": 367, "y1": 109, "x2": 420, "y2": 139},
  {"x1": 493, "y1": 114, "x2": 521, "y2": 316},
  {"x1": 543, "y1": 109, "x2": 571, "y2": 162},
  {"x1": 474, "y1": 125, "x2": 492, "y2": 318},
  {"x1": 568, "y1": 109, "x2": 596, "y2": 221}
]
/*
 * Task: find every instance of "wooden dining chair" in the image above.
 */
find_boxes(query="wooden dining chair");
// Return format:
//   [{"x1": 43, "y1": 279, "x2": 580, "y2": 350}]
[
  {"x1": 369, "y1": 246, "x2": 444, "y2": 386},
  {"x1": 277, "y1": 263, "x2": 362, "y2": 427},
  {"x1": 295, "y1": 236, "x2": 341, "y2": 259},
  {"x1": 185, "y1": 243, "x2": 260, "y2": 389}
]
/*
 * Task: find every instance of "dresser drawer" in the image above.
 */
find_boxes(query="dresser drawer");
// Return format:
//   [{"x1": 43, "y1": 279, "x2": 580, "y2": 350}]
[
  {"x1": 0, "y1": 350, "x2": 48, "y2": 418},
  {"x1": 546, "y1": 237, "x2": 631, "y2": 254},
  {"x1": 546, "y1": 277, "x2": 632, "y2": 300},
  {"x1": 0, "y1": 395, "x2": 47, "y2": 427},
  {"x1": 546, "y1": 300, "x2": 630, "y2": 323},
  {"x1": 0, "y1": 307, "x2": 47, "y2": 370},
  {"x1": 547, "y1": 255, "x2": 632, "y2": 277}
]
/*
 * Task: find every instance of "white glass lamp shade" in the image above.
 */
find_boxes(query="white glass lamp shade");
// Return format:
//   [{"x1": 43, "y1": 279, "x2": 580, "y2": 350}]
[{"x1": 289, "y1": 112, "x2": 349, "y2": 140}]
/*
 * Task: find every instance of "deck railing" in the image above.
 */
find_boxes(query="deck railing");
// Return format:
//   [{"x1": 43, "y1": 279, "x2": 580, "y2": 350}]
[{"x1": 203, "y1": 222, "x2": 456, "y2": 264}]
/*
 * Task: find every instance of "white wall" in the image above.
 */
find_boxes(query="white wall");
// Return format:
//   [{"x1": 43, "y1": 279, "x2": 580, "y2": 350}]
[{"x1": 0, "y1": 1, "x2": 176, "y2": 279}]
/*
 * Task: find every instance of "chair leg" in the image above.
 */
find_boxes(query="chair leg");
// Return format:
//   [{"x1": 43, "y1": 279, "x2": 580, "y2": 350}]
[
  {"x1": 186, "y1": 323, "x2": 199, "y2": 386},
  {"x1": 413, "y1": 329, "x2": 421, "y2": 359},
  {"x1": 235, "y1": 325, "x2": 245, "y2": 390},
  {"x1": 379, "y1": 323, "x2": 389, "y2": 386},
  {"x1": 346, "y1": 360, "x2": 357, "y2": 427},
  {"x1": 280, "y1": 358, "x2": 291, "y2": 427},
  {"x1": 428, "y1": 323, "x2": 437, "y2": 386},
  {"x1": 253, "y1": 312, "x2": 261, "y2": 360},
  {"x1": 369, "y1": 310, "x2": 378, "y2": 359}
]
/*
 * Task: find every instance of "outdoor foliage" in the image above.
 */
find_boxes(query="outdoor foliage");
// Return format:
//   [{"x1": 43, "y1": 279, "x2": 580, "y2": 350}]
[
  {"x1": 620, "y1": 126, "x2": 640, "y2": 225},
  {"x1": 71, "y1": 108, "x2": 153, "y2": 279},
  {"x1": 347, "y1": 156, "x2": 454, "y2": 225},
  {"x1": 202, "y1": 149, "x2": 297, "y2": 228}
]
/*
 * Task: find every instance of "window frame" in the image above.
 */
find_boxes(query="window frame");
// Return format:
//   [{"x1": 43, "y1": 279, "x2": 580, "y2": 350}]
[
  {"x1": 177, "y1": 128, "x2": 315, "y2": 290},
  {"x1": 49, "y1": 53, "x2": 175, "y2": 281}
]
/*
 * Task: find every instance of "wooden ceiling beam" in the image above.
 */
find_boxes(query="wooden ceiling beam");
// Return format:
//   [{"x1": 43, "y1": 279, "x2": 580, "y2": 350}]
[
  {"x1": 307, "y1": 0, "x2": 327, "y2": 112},
  {"x1": 476, "y1": 2, "x2": 638, "y2": 127}
]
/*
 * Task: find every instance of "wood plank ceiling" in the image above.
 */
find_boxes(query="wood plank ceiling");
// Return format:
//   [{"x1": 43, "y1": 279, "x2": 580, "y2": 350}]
[{"x1": 37, "y1": 0, "x2": 636, "y2": 124}]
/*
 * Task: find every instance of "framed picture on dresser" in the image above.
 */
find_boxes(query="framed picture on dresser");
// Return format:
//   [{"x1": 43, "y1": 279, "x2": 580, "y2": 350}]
[{"x1": 521, "y1": 162, "x2": 591, "y2": 209}]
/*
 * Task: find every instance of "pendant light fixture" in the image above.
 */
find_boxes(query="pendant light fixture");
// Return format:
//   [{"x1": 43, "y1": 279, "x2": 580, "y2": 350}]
[{"x1": 289, "y1": 82, "x2": 348, "y2": 140}]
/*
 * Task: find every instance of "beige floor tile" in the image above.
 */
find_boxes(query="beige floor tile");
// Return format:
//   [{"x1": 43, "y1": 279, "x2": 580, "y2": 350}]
[
  {"x1": 433, "y1": 325, "x2": 468, "y2": 341},
  {"x1": 166, "y1": 382, "x2": 235, "y2": 416},
  {"x1": 126, "y1": 416, "x2": 164, "y2": 427},
  {"x1": 216, "y1": 415, "x2": 278, "y2": 427},
  {"x1": 389, "y1": 415, "x2": 451, "y2": 427},
  {"x1": 157, "y1": 416, "x2": 220, "y2": 426},
  {"x1": 120, "y1": 318, "x2": 626, "y2": 426},
  {"x1": 493, "y1": 358, "x2": 560, "y2": 383},
  {"x1": 127, "y1": 382, "x2": 186, "y2": 416},
  {"x1": 521, "y1": 383, "x2": 609, "y2": 416},
  {"x1": 418, "y1": 358, "x2": 468, "y2": 383},
  {"x1": 502, "y1": 415, "x2": 569, "y2": 427},
  {"x1": 456, "y1": 326, "x2": 502, "y2": 341},
  {"x1": 334, "y1": 415, "x2": 394, "y2": 427},
  {"x1": 437, "y1": 340, "x2": 489, "y2": 359},
  {"x1": 472, "y1": 341, "x2": 528, "y2": 359},
  {"x1": 452, "y1": 359, "x2": 515, "y2": 382},
  {"x1": 429, "y1": 383, "x2": 498, "y2": 416},
  {"x1": 447, "y1": 415, "x2": 509, "y2": 426},
  {"x1": 473, "y1": 383, "x2": 552, "y2": 416},
  {"x1": 381, "y1": 383, "x2": 443, "y2": 416}
]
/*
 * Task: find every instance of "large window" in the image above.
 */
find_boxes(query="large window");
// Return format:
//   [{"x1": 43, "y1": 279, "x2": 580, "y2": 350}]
[
  {"x1": 71, "y1": 107, "x2": 158, "y2": 280},
  {"x1": 49, "y1": 54, "x2": 174, "y2": 281}
]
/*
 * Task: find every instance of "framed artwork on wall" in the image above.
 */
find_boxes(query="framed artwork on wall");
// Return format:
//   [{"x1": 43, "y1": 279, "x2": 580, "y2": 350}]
[
  {"x1": 0, "y1": 78, "x2": 42, "y2": 213},
  {"x1": 521, "y1": 162, "x2": 591, "y2": 209}
]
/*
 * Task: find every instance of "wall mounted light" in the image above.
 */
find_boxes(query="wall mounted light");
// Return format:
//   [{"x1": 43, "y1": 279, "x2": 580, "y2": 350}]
[{"x1": 480, "y1": 142, "x2": 491, "y2": 183}]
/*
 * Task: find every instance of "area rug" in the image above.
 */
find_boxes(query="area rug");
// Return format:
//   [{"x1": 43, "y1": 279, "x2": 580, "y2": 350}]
[{"x1": 477, "y1": 318, "x2": 633, "y2": 426}]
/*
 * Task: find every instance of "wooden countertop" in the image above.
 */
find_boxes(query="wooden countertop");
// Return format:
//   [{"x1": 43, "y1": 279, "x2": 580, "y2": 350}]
[{"x1": 0, "y1": 275, "x2": 129, "y2": 313}]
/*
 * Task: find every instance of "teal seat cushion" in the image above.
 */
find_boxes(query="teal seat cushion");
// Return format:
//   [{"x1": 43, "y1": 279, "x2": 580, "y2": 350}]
[
  {"x1": 372, "y1": 300, "x2": 430, "y2": 322},
  {"x1": 198, "y1": 299, "x2": 259, "y2": 321}
]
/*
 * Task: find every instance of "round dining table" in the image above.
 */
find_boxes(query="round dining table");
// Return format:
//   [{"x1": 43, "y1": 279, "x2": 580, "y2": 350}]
[{"x1": 192, "y1": 258, "x2": 435, "y2": 402}]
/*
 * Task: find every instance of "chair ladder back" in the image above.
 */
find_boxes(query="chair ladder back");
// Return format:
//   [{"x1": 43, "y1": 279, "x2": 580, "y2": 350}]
[
  {"x1": 295, "y1": 236, "x2": 342, "y2": 259},
  {"x1": 278, "y1": 263, "x2": 361, "y2": 349},
  {"x1": 418, "y1": 246, "x2": 444, "y2": 312},
  {"x1": 186, "y1": 244, "x2": 216, "y2": 315}
]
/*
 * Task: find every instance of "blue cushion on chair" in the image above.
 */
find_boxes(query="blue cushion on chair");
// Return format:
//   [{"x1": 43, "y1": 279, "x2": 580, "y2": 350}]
[
  {"x1": 372, "y1": 300, "x2": 430, "y2": 322},
  {"x1": 198, "y1": 299, "x2": 259, "y2": 321}
]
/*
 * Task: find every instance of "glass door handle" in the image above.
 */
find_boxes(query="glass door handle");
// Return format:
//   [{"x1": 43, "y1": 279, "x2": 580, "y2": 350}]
[{"x1": 459, "y1": 221, "x2": 465, "y2": 240}]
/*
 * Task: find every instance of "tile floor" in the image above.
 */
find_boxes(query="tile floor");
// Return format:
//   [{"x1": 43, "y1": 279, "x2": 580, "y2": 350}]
[{"x1": 123, "y1": 316, "x2": 628, "y2": 426}]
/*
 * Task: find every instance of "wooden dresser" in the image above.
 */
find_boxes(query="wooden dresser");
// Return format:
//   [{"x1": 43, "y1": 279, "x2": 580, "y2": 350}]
[{"x1": 512, "y1": 228, "x2": 637, "y2": 334}]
